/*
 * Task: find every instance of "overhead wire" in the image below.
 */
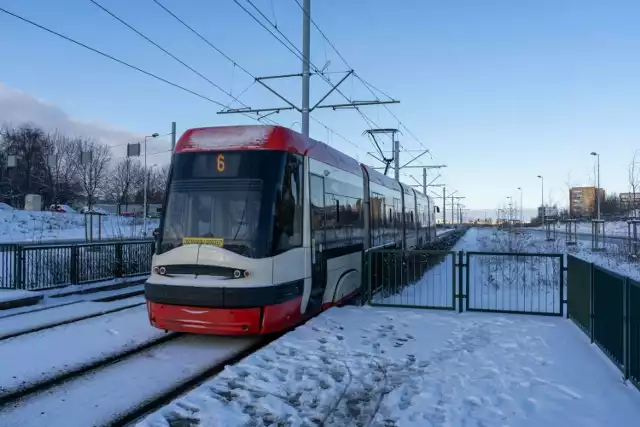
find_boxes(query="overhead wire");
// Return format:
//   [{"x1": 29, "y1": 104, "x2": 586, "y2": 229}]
[
  {"x1": 88, "y1": 0, "x2": 279, "y2": 126},
  {"x1": 0, "y1": 6, "x2": 269, "y2": 126},
  {"x1": 152, "y1": 0, "x2": 368, "y2": 155},
  {"x1": 291, "y1": 0, "x2": 432, "y2": 157},
  {"x1": 233, "y1": 0, "x2": 390, "y2": 142}
]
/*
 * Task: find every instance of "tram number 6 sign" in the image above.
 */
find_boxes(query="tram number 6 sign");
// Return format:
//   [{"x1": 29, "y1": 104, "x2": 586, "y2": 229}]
[{"x1": 217, "y1": 154, "x2": 225, "y2": 172}]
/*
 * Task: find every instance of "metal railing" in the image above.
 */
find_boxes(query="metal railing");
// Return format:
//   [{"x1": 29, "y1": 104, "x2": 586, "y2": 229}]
[
  {"x1": 366, "y1": 249, "x2": 457, "y2": 310},
  {"x1": 364, "y1": 249, "x2": 565, "y2": 316},
  {"x1": 0, "y1": 240, "x2": 154, "y2": 290},
  {"x1": 566, "y1": 255, "x2": 640, "y2": 390},
  {"x1": 466, "y1": 252, "x2": 564, "y2": 316}
]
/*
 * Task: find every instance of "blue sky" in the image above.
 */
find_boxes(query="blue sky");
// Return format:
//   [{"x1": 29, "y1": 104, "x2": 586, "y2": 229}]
[{"x1": 1, "y1": 0, "x2": 640, "y2": 215}]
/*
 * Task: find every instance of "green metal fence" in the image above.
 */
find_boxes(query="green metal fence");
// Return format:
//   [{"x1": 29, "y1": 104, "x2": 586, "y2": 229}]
[
  {"x1": 0, "y1": 240, "x2": 154, "y2": 290},
  {"x1": 465, "y1": 252, "x2": 564, "y2": 316},
  {"x1": 365, "y1": 249, "x2": 457, "y2": 310},
  {"x1": 566, "y1": 255, "x2": 640, "y2": 392},
  {"x1": 629, "y1": 279, "x2": 640, "y2": 389},
  {"x1": 364, "y1": 249, "x2": 564, "y2": 316},
  {"x1": 566, "y1": 255, "x2": 592, "y2": 335},
  {"x1": 592, "y1": 266, "x2": 626, "y2": 369}
]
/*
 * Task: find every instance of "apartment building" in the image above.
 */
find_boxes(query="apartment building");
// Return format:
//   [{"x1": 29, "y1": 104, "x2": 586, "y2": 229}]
[
  {"x1": 569, "y1": 186, "x2": 605, "y2": 217},
  {"x1": 619, "y1": 192, "x2": 640, "y2": 210}
]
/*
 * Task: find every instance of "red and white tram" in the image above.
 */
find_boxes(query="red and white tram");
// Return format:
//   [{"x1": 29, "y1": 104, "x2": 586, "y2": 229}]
[{"x1": 145, "y1": 125, "x2": 438, "y2": 336}]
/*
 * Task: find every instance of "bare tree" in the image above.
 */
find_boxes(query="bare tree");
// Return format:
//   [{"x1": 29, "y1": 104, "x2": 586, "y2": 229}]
[
  {"x1": 108, "y1": 158, "x2": 144, "y2": 213},
  {"x1": 45, "y1": 131, "x2": 82, "y2": 205},
  {"x1": 72, "y1": 138, "x2": 112, "y2": 209},
  {"x1": 0, "y1": 124, "x2": 49, "y2": 205},
  {"x1": 629, "y1": 150, "x2": 640, "y2": 213},
  {"x1": 565, "y1": 172, "x2": 573, "y2": 217},
  {"x1": 147, "y1": 164, "x2": 170, "y2": 204}
]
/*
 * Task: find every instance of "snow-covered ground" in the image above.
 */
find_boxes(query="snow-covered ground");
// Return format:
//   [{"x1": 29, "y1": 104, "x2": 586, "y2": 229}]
[
  {"x1": 0, "y1": 209, "x2": 159, "y2": 243},
  {"x1": 138, "y1": 306, "x2": 640, "y2": 427},
  {"x1": 0, "y1": 335, "x2": 258, "y2": 427},
  {"x1": 0, "y1": 304, "x2": 167, "y2": 399},
  {"x1": 501, "y1": 228, "x2": 639, "y2": 282},
  {"x1": 0, "y1": 293, "x2": 143, "y2": 339},
  {"x1": 534, "y1": 220, "x2": 633, "y2": 237},
  {"x1": 0, "y1": 276, "x2": 144, "y2": 317}
]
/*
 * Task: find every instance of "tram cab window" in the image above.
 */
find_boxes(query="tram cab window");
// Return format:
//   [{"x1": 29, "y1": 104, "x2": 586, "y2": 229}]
[{"x1": 272, "y1": 153, "x2": 304, "y2": 255}]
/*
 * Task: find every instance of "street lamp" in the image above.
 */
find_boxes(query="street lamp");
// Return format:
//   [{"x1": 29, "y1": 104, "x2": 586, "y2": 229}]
[
  {"x1": 517, "y1": 187, "x2": 523, "y2": 225},
  {"x1": 537, "y1": 175, "x2": 544, "y2": 226},
  {"x1": 144, "y1": 133, "x2": 160, "y2": 230},
  {"x1": 591, "y1": 151, "x2": 601, "y2": 220}
]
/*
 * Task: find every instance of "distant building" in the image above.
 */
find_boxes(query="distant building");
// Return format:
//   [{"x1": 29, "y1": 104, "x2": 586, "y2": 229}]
[
  {"x1": 619, "y1": 192, "x2": 640, "y2": 210},
  {"x1": 537, "y1": 205, "x2": 559, "y2": 219},
  {"x1": 569, "y1": 186, "x2": 605, "y2": 217}
]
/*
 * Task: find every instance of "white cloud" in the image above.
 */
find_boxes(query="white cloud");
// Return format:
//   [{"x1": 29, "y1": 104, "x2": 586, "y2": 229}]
[{"x1": 0, "y1": 83, "x2": 172, "y2": 163}]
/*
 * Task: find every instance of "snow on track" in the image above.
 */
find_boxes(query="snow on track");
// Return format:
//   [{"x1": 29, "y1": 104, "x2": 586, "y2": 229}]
[
  {"x1": 0, "y1": 335, "x2": 259, "y2": 427},
  {"x1": 0, "y1": 305, "x2": 164, "y2": 399},
  {"x1": 138, "y1": 306, "x2": 640, "y2": 427},
  {"x1": 0, "y1": 295, "x2": 144, "y2": 339}
]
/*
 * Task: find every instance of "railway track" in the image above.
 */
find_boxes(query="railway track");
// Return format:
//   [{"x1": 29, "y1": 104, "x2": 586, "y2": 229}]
[{"x1": 0, "y1": 331, "x2": 275, "y2": 427}]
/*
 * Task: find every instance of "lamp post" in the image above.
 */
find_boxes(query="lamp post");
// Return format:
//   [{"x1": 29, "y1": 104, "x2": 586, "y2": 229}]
[
  {"x1": 517, "y1": 187, "x2": 523, "y2": 225},
  {"x1": 590, "y1": 151, "x2": 601, "y2": 220},
  {"x1": 537, "y1": 175, "x2": 544, "y2": 226},
  {"x1": 143, "y1": 133, "x2": 159, "y2": 231}
]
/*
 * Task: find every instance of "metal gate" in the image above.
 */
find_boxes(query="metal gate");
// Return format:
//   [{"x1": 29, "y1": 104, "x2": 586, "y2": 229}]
[
  {"x1": 365, "y1": 249, "x2": 457, "y2": 311},
  {"x1": 363, "y1": 249, "x2": 565, "y2": 317},
  {"x1": 465, "y1": 252, "x2": 564, "y2": 316}
]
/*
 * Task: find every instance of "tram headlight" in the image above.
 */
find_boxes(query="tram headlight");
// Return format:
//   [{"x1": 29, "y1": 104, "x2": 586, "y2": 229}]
[
  {"x1": 243, "y1": 270, "x2": 250, "y2": 278},
  {"x1": 233, "y1": 269, "x2": 241, "y2": 279},
  {"x1": 153, "y1": 266, "x2": 159, "y2": 274},
  {"x1": 159, "y1": 266, "x2": 167, "y2": 275}
]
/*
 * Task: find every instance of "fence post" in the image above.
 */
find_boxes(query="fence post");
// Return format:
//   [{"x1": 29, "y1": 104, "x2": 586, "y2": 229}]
[
  {"x1": 13, "y1": 246, "x2": 25, "y2": 290},
  {"x1": 559, "y1": 255, "x2": 565, "y2": 318},
  {"x1": 623, "y1": 277, "x2": 630, "y2": 381},
  {"x1": 465, "y1": 252, "x2": 471, "y2": 312},
  {"x1": 114, "y1": 242, "x2": 123, "y2": 278},
  {"x1": 70, "y1": 246, "x2": 79, "y2": 285},
  {"x1": 589, "y1": 261, "x2": 595, "y2": 343},
  {"x1": 457, "y1": 251, "x2": 464, "y2": 313}
]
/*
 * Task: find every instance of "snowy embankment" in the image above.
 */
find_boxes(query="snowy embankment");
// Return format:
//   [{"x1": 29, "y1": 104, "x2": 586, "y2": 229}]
[
  {"x1": 0, "y1": 209, "x2": 159, "y2": 243},
  {"x1": 138, "y1": 306, "x2": 640, "y2": 427}
]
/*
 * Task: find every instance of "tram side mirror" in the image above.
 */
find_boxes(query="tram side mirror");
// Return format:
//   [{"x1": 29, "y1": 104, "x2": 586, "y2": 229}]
[
  {"x1": 434, "y1": 206, "x2": 441, "y2": 213},
  {"x1": 152, "y1": 228, "x2": 160, "y2": 239}
]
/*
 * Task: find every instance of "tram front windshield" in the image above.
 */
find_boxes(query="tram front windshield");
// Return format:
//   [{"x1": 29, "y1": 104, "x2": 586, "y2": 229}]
[{"x1": 159, "y1": 150, "x2": 302, "y2": 259}]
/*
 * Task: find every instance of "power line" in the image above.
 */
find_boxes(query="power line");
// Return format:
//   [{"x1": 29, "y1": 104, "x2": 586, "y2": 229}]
[
  {"x1": 153, "y1": 0, "x2": 367, "y2": 151},
  {"x1": 290, "y1": 0, "x2": 432, "y2": 156},
  {"x1": 232, "y1": 0, "x2": 389, "y2": 138},
  {"x1": 88, "y1": 0, "x2": 276, "y2": 125},
  {"x1": 0, "y1": 5, "x2": 268, "y2": 126}
]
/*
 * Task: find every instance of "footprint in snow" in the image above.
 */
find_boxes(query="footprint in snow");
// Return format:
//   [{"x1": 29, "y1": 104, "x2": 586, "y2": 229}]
[{"x1": 106, "y1": 329, "x2": 119, "y2": 336}]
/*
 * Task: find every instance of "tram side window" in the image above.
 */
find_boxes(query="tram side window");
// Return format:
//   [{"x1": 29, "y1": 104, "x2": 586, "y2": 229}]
[
  {"x1": 272, "y1": 153, "x2": 304, "y2": 255},
  {"x1": 310, "y1": 174, "x2": 325, "y2": 244}
]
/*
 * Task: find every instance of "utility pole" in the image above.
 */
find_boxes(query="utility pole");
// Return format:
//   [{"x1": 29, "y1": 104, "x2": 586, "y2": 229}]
[
  {"x1": 301, "y1": 0, "x2": 310, "y2": 136},
  {"x1": 450, "y1": 196, "x2": 465, "y2": 224},
  {"x1": 393, "y1": 138, "x2": 400, "y2": 180},
  {"x1": 591, "y1": 151, "x2": 601, "y2": 220},
  {"x1": 171, "y1": 122, "x2": 177, "y2": 151},
  {"x1": 443, "y1": 187, "x2": 446, "y2": 226},
  {"x1": 218, "y1": 0, "x2": 398, "y2": 137}
]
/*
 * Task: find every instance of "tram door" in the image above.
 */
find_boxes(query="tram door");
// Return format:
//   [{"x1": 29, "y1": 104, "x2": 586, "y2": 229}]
[{"x1": 308, "y1": 174, "x2": 327, "y2": 313}]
